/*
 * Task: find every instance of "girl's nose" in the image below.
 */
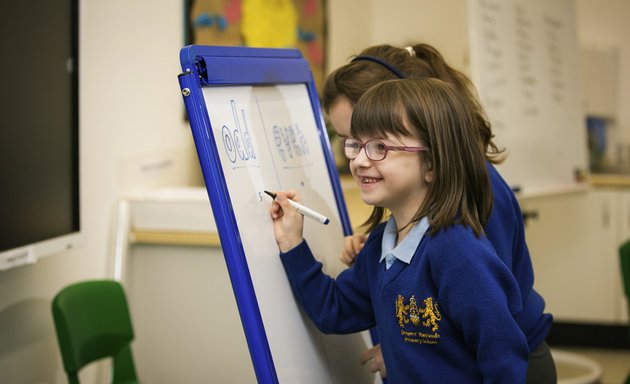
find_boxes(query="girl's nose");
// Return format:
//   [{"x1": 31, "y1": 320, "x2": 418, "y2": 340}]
[{"x1": 351, "y1": 146, "x2": 372, "y2": 167}]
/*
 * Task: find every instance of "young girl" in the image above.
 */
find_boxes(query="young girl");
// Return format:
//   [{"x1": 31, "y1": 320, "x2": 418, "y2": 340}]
[
  {"x1": 270, "y1": 78, "x2": 530, "y2": 383},
  {"x1": 323, "y1": 44, "x2": 555, "y2": 382}
]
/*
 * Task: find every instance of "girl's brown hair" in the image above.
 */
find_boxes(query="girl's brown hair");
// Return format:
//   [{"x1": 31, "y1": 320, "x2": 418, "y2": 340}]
[
  {"x1": 323, "y1": 43, "x2": 504, "y2": 164},
  {"x1": 351, "y1": 78, "x2": 492, "y2": 236}
]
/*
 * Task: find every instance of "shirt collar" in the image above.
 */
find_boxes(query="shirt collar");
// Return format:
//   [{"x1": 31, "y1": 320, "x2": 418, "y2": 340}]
[{"x1": 380, "y1": 216, "x2": 430, "y2": 265}]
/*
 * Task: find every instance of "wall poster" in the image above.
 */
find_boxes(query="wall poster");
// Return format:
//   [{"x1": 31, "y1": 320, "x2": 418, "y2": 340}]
[{"x1": 186, "y1": 0, "x2": 327, "y2": 92}]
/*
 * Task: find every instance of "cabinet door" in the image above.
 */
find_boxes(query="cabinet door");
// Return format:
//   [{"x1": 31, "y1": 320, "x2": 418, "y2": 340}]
[
  {"x1": 617, "y1": 190, "x2": 630, "y2": 248},
  {"x1": 521, "y1": 190, "x2": 619, "y2": 323},
  {"x1": 128, "y1": 243, "x2": 256, "y2": 384},
  {"x1": 615, "y1": 190, "x2": 630, "y2": 322}
]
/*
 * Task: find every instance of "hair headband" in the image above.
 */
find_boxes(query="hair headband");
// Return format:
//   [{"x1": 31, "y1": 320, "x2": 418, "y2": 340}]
[{"x1": 351, "y1": 55, "x2": 406, "y2": 79}]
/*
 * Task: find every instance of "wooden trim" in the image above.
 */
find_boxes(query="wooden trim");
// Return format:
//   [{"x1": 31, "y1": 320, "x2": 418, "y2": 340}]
[
  {"x1": 129, "y1": 230, "x2": 221, "y2": 247},
  {"x1": 590, "y1": 174, "x2": 630, "y2": 188}
]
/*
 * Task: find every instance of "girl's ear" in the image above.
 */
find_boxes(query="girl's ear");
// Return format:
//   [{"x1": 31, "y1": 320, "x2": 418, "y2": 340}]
[{"x1": 423, "y1": 160, "x2": 435, "y2": 183}]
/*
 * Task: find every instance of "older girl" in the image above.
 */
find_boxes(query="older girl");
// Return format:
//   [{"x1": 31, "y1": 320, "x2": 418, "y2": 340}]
[{"x1": 323, "y1": 44, "x2": 554, "y2": 382}]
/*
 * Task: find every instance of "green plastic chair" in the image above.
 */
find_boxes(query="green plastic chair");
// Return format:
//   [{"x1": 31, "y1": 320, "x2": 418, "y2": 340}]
[
  {"x1": 51, "y1": 279, "x2": 139, "y2": 384},
  {"x1": 619, "y1": 240, "x2": 630, "y2": 384}
]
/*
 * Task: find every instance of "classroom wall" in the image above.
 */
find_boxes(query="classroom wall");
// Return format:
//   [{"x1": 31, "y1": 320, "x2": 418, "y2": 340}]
[
  {"x1": 575, "y1": 0, "x2": 630, "y2": 148},
  {"x1": 0, "y1": 1, "x2": 628, "y2": 383},
  {"x1": 0, "y1": 1, "x2": 196, "y2": 382},
  {"x1": 327, "y1": 0, "x2": 469, "y2": 77}
]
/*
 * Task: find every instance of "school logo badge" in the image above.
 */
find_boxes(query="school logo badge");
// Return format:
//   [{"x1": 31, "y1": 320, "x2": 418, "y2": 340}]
[{"x1": 396, "y1": 294, "x2": 442, "y2": 344}]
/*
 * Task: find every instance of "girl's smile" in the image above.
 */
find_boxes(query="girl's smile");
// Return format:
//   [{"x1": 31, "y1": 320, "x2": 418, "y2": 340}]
[
  {"x1": 357, "y1": 175, "x2": 382, "y2": 185},
  {"x1": 349, "y1": 133, "x2": 430, "y2": 227}
]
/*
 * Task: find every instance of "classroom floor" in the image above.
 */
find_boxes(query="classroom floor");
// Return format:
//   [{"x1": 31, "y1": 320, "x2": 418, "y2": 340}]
[{"x1": 559, "y1": 347, "x2": 630, "y2": 383}]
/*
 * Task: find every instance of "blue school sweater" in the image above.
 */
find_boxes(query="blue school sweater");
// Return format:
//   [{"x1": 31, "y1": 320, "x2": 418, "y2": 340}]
[
  {"x1": 280, "y1": 223, "x2": 530, "y2": 383},
  {"x1": 486, "y1": 164, "x2": 552, "y2": 351}
]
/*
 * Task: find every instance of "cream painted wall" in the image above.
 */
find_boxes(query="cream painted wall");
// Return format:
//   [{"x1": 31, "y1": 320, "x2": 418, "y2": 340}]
[
  {"x1": 575, "y1": 0, "x2": 630, "y2": 144},
  {"x1": 326, "y1": 0, "x2": 469, "y2": 75},
  {"x1": 0, "y1": 1, "x2": 197, "y2": 383},
  {"x1": 370, "y1": 0, "x2": 469, "y2": 73},
  {"x1": 326, "y1": 0, "x2": 372, "y2": 71}
]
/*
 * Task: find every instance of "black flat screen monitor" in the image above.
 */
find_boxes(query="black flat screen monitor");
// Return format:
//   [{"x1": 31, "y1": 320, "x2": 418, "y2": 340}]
[{"x1": 0, "y1": 0, "x2": 80, "y2": 268}]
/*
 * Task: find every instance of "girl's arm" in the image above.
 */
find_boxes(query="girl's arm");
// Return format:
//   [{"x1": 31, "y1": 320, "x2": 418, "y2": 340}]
[
  {"x1": 430, "y1": 229, "x2": 529, "y2": 383},
  {"x1": 279, "y1": 239, "x2": 375, "y2": 334},
  {"x1": 270, "y1": 190, "x2": 376, "y2": 333}
]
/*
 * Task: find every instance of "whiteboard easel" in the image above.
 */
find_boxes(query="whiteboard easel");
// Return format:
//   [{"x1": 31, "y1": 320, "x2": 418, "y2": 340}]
[{"x1": 178, "y1": 45, "x2": 376, "y2": 384}]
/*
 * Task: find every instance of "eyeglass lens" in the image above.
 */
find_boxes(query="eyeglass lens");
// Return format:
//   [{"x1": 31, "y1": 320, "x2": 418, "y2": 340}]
[{"x1": 344, "y1": 139, "x2": 387, "y2": 161}]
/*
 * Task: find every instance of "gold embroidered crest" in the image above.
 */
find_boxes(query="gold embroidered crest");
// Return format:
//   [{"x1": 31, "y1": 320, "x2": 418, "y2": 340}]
[
  {"x1": 420, "y1": 297, "x2": 442, "y2": 332},
  {"x1": 395, "y1": 295, "x2": 408, "y2": 327},
  {"x1": 408, "y1": 295, "x2": 421, "y2": 326},
  {"x1": 396, "y1": 295, "x2": 442, "y2": 332}
]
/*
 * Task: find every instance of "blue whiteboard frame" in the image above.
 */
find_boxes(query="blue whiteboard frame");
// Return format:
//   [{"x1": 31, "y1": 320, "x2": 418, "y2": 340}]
[{"x1": 178, "y1": 45, "x2": 353, "y2": 383}]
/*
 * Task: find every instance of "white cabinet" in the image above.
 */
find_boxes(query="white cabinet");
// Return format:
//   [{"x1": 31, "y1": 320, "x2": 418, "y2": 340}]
[
  {"x1": 613, "y1": 189, "x2": 630, "y2": 322},
  {"x1": 114, "y1": 190, "x2": 256, "y2": 384},
  {"x1": 616, "y1": 191, "x2": 630, "y2": 245},
  {"x1": 521, "y1": 188, "x2": 627, "y2": 324},
  {"x1": 522, "y1": 190, "x2": 619, "y2": 323}
]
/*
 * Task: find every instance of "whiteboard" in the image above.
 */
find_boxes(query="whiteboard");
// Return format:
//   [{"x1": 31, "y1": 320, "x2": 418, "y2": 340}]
[
  {"x1": 468, "y1": 0, "x2": 589, "y2": 196},
  {"x1": 179, "y1": 46, "x2": 374, "y2": 384}
]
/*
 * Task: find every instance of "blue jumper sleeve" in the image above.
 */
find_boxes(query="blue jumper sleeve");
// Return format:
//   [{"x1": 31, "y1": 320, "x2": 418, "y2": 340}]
[{"x1": 279, "y1": 240, "x2": 375, "y2": 334}]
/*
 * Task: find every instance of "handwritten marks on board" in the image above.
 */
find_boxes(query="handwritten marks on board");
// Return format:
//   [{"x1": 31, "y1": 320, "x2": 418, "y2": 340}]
[
  {"x1": 222, "y1": 100, "x2": 256, "y2": 164},
  {"x1": 219, "y1": 97, "x2": 312, "y2": 171},
  {"x1": 473, "y1": 0, "x2": 573, "y2": 130},
  {"x1": 469, "y1": 0, "x2": 587, "y2": 194}
]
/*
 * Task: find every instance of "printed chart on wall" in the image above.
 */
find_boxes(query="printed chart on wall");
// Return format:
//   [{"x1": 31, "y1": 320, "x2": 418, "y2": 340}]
[
  {"x1": 179, "y1": 46, "x2": 375, "y2": 384},
  {"x1": 468, "y1": 0, "x2": 588, "y2": 196}
]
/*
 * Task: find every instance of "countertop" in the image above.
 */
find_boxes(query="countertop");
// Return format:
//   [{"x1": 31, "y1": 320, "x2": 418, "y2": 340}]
[{"x1": 589, "y1": 173, "x2": 630, "y2": 188}]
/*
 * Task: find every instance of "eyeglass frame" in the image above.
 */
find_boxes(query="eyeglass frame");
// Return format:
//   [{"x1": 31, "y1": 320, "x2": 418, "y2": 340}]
[{"x1": 343, "y1": 137, "x2": 430, "y2": 161}]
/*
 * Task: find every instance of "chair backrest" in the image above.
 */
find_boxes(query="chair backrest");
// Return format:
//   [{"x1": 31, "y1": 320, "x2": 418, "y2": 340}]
[
  {"x1": 51, "y1": 280, "x2": 138, "y2": 384},
  {"x1": 620, "y1": 240, "x2": 630, "y2": 299}
]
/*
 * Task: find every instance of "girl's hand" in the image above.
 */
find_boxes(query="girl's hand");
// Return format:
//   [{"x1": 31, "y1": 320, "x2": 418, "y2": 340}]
[
  {"x1": 269, "y1": 190, "x2": 304, "y2": 252},
  {"x1": 340, "y1": 233, "x2": 368, "y2": 266},
  {"x1": 360, "y1": 344, "x2": 387, "y2": 378}
]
